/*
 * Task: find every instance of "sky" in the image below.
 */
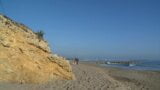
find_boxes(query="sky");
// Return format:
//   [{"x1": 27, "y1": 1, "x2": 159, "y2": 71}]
[{"x1": 0, "y1": 0, "x2": 160, "y2": 60}]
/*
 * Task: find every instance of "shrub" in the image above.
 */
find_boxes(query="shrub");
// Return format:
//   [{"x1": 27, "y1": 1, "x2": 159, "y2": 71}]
[{"x1": 35, "y1": 30, "x2": 45, "y2": 40}]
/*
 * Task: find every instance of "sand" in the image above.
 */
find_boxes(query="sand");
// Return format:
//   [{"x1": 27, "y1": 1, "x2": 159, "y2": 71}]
[{"x1": 0, "y1": 61, "x2": 160, "y2": 90}]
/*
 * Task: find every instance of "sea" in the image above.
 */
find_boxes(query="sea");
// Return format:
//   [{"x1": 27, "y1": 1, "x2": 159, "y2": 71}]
[{"x1": 101, "y1": 60, "x2": 160, "y2": 71}]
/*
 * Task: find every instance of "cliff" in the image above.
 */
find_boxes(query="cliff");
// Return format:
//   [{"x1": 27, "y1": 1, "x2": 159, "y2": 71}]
[{"x1": 0, "y1": 14, "x2": 74, "y2": 84}]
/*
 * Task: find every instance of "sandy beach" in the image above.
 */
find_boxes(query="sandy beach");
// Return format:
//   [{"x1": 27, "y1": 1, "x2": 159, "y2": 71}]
[
  {"x1": 0, "y1": 61, "x2": 160, "y2": 90},
  {"x1": 1, "y1": 0, "x2": 160, "y2": 90}
]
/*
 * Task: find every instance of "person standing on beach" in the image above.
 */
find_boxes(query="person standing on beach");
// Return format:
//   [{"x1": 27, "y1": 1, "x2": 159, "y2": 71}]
[{"x1": 75, "y1": 58, "x2": 79, "y2": 65}]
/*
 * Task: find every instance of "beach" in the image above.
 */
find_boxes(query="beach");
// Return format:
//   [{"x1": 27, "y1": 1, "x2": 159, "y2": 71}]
[{"x1": 0, "y1": 61, "x2": 160, "y2": 90}]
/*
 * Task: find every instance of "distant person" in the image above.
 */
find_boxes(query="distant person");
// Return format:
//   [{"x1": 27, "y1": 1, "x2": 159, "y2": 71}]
[{"x1": 74, "y1": 58, "x2": 79, "y2": 65}]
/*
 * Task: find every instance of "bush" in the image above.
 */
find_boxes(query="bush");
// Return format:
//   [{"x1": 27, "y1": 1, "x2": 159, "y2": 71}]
[{"x1": 35, "y1": 30, "x2": 45, "y2": 40}]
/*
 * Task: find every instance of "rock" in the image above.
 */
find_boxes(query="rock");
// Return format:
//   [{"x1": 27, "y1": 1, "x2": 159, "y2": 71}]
[{"x1": 0, "y1": 14, "x2": 75, "y2": 84}]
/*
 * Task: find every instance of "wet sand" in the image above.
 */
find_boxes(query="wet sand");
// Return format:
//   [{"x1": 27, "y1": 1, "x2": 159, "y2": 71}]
[{"x1": 0, "y1": 61, "x2": 160, "y2": 90}]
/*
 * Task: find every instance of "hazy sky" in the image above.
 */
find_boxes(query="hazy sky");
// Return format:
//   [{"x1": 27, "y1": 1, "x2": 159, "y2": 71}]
[{"x1": 1, "y1": 0, "x2": 160, "y2": 60}]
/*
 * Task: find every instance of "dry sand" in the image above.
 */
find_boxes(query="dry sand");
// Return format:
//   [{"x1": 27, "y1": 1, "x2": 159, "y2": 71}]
[{"x1": 0, "y1": 61, "x2": 160, "y2": 90}]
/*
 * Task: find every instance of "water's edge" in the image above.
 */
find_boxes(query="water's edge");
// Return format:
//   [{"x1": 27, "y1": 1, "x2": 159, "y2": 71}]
[{"x1": 100, "y1": 60, "x2": 160, "y2": 71}]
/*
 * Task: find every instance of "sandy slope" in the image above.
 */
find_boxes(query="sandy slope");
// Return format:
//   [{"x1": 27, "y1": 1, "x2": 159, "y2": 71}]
[
  {"x1": 0, "y1": 62, "x2": 160, "y2": 90},
  {"x1": 0, "y1": 14, "x2": 74, "y2": 83}
]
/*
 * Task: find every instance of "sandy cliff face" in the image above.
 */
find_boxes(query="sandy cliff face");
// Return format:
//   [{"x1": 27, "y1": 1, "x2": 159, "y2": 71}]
[{"x1": 0, "y1": 14, "x2": 74, "y2": 84}]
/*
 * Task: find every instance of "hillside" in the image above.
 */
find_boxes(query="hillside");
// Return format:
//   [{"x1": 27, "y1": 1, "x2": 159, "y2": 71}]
[{"x1": 0, "y1": 14, "x2": 74, "y2": 84}]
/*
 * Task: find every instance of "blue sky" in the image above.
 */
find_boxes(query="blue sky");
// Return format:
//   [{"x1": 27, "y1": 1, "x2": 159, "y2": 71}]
[{"x1": 1, "y1": 0, "x2": 160, "y2": 60}]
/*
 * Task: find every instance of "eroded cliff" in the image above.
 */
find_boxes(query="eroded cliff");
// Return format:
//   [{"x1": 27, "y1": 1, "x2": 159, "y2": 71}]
[{"x1": 0, "y1": 14, "x2": 74, "y2": 84}]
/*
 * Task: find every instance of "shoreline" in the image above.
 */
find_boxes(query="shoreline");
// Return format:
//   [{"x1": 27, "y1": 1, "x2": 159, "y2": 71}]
[
  {"x1": 81, "y1": 60, "x2": 160, "y2": 72},
  {"x1": 0, "y1": 61, "x2": 160, "y2": 90},
  {"x1": 80, "y1": 61, "x2": 160, "y2": 90}
]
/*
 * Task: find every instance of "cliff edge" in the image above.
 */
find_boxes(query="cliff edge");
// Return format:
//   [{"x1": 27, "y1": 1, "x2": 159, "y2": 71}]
[{"x1": 0, "y1": 14, "x2": 74, "y2": 84}]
